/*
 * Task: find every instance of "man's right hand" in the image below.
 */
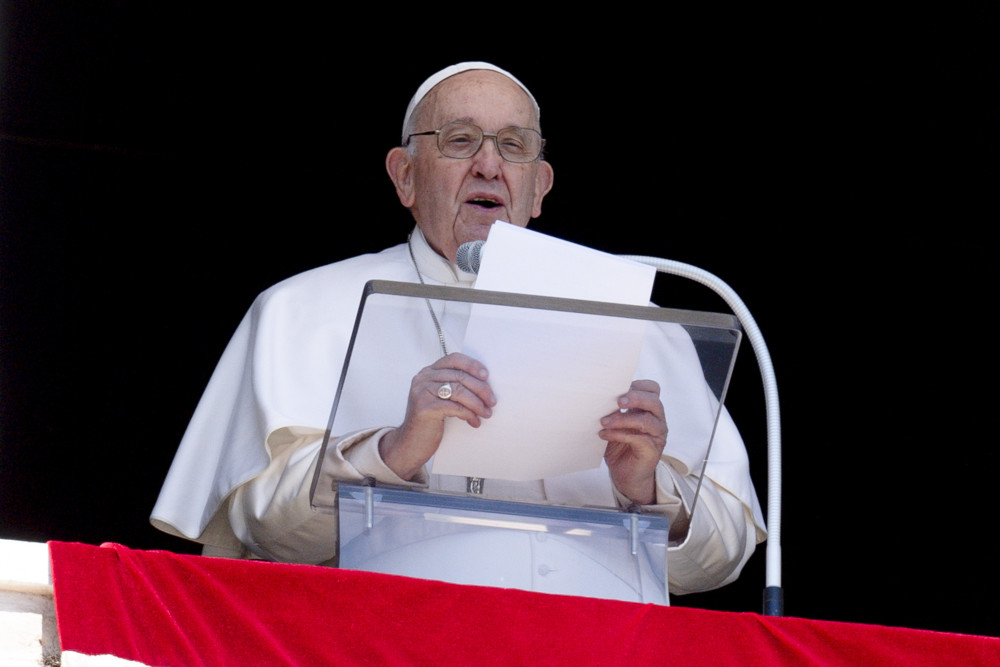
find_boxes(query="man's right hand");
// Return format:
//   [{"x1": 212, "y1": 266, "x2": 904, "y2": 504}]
[{"x1": 378, "y1": 352, "x2": 496, "y2": 481}]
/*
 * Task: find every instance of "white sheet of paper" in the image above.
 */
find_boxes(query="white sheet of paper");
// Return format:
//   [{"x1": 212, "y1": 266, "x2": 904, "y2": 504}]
[{"x1": 431, "y1": 222, "x2": 656, "y2": 481}]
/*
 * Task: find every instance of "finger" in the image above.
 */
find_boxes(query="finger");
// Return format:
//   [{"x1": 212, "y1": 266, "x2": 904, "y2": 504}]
[
  {"x1": 431, "y1": 352, "x2": 490, "y2": 381},
  {"x1": 431, "y1": 381, "x2": 495, "y2": 423},
  {"x1": 629, "y1": 379, "x2": 660, "y2": 394},
  {"x1": 603, "y1": 436, "x2": 662, "y2": 469},
  {"x1": 599, "y1": 423, "x2": 667, "y2": 457},
  {"x1": 427, "y1": 371, "x2": 496, "y2": 410},
  {"x1": 424, "y1": 353, "x2": 495, "y2": 407},
  {"x1": 434, "y1": 397, "x2": 490, "y2": 428},
  {"x1": 617, "y1": 381, "x2": 664, "y2": 419},
  {"x1": 406, "y1": 383, "x2": 490, "y2": 431},
  {"x1": 601, "y1": 408, "x2": 667, "y2": 439}
]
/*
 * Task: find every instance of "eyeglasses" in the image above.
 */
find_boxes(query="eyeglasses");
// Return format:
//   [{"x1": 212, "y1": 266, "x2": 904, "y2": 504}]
[{"x1": 405, "y1": 121, "x2": 545, "y2": 163}]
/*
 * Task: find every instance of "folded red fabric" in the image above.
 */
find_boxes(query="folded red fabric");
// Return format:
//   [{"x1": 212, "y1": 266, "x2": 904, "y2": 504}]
[{"x1": 48, "y1": 541, "x2": 1000, "y2": 666}]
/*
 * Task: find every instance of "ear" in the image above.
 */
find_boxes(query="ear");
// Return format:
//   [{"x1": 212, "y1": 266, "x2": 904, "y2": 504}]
[
  {"x1": 386, "y1": 147, "x2": 415, "y2": 207},
  {"x1": 531, "y1": 160, "x2": 555, "y2": 218}
]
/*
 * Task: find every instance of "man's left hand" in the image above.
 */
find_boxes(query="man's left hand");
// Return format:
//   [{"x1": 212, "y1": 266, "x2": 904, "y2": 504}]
[{"x1": 600, "y1": 379, "x2": 668, "y2": 506}]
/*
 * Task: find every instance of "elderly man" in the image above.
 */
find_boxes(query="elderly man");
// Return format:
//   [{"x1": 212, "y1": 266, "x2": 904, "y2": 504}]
[{"x1": 151, "y1": 62, "x2": 766, "y2": 601}]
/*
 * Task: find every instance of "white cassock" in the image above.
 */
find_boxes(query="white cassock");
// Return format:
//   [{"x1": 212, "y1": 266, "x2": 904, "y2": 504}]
[{"x1": 151, "y1": 227, "x2": 766, "y2": 601}]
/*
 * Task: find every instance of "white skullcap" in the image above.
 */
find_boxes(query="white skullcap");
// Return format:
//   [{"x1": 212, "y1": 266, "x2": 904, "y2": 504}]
[{"x1": 401, "y1": 61, "x2": 540, "y2": 143}]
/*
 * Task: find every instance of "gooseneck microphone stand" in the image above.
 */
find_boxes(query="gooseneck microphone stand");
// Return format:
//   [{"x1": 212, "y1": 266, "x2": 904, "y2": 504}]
[{"x1": 620, "y1": 254, "x2": 784, "y2": 617}]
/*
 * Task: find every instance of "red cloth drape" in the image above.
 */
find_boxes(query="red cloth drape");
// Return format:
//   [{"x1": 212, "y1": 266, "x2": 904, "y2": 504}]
[{"x1": 49, "y1": 541, "x2": 1000, "y2": 666}]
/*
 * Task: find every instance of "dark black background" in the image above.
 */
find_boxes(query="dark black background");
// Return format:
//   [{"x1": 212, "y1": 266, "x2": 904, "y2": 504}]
[{"x1": 2, "y1": 4, "x2": 996, "y2": 637}]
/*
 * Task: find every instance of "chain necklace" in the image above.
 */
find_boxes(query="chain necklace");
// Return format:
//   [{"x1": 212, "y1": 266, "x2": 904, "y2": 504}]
[
  {"x1": 407, "y1": 232, "x2": 484, "y2": 495},
  {"x1": 408, "y1": 232, "x2": 448, "y2": 357}
]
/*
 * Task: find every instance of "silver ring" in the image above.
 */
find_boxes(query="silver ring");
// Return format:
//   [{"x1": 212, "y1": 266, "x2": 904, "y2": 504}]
[{"x1": 437, "y1": 383, "x2": 453, "y2": 400}]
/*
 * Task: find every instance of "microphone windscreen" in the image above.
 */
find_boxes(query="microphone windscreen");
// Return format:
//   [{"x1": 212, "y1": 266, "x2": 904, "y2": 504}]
[{"x1": 456, "y1": 240, "x2": 485, "y2": 274}]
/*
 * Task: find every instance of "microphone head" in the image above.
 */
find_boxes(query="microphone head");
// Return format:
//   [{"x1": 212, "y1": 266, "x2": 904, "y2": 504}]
[{"x1": 456, "y1": 240, "x2": 485, "y2": 274}]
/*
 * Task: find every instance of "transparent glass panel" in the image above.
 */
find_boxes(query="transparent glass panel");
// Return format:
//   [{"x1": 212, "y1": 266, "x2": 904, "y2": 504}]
[{"x1": 309, "y1": 280, "x2": 741, "y2": 604}]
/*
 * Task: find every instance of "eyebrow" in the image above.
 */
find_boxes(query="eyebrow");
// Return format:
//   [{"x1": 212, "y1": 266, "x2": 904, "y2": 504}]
[{"x1": 443, "y1": 117, "x2": 539, "y2": 132}]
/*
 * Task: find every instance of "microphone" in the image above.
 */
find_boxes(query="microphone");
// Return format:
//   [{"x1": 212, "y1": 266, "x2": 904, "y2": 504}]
[{"x1": 456, "y1": 240, "x2": 485, "y2": 274}]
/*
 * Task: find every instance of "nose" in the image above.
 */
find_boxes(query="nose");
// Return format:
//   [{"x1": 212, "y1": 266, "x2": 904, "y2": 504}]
[{"x1": 470, "y1": 135, "x2": 504, "y2": 179}]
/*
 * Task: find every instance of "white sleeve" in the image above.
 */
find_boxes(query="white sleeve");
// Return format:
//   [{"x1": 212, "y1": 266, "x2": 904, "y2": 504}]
[
  {"x1": 228, "y1": 428, "x2": 428, "y2": 564},
  {"x1": 658, "y1": 462, "x2": 761, "y2": 595},
  {"x1": 610, "y1": 458, "x2": 761, "y2": 595}
]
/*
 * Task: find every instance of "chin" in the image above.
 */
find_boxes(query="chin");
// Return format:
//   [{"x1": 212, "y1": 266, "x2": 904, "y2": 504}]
[{"x1": 458, "y1": 223, "x2": 495, "y2": 246}]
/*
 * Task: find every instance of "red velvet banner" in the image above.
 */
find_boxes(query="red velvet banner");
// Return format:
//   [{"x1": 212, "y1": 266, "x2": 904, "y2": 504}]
[{"x1": 49, "y1": 541, "x2": 1000, "y2": 666}]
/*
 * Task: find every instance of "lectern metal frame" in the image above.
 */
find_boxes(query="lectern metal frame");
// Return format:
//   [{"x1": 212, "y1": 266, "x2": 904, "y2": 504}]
[{"x1": 309, "y1": 279, "x2": 742, "y2": 605}]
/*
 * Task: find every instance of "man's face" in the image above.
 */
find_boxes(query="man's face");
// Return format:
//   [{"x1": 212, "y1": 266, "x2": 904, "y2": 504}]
[{"x1": 387, "y1": 70, "x2": 554, "y2": 262}]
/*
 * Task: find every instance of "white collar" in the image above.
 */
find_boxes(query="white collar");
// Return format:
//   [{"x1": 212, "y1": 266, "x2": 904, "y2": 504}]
[{"x1": 408, "y1": 226, "x2": 477, "y2": 287}]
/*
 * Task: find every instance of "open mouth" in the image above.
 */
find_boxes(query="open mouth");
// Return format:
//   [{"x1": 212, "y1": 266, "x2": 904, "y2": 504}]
[{"x1": 468, "y1": 196, "x2": 502, "y2": 209}]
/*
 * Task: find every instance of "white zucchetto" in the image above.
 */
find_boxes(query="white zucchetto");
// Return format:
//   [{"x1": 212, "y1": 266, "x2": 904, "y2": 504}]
[{"x1": 401, "y1": 61, "x2": 540, "y2": 142}]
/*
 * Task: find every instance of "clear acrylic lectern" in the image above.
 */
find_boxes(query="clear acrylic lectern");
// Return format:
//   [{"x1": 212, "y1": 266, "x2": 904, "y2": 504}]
[{"x1": 310, "y1": 280, "x2": 741, "y2": 605}]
